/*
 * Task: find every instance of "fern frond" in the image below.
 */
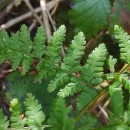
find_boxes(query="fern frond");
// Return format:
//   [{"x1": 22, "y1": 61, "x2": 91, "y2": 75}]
[
  {"x1": 10, "y1": 98, "x2": 27, "y2": 129},
  {"x1": 24, "y1": 93, "x2": 45, "y2": 129},
  {"x1": 37, "y1": 25, "x2": 66, "y2": 79},
  {"x1": 80, "y1": 43, "x2": 107, "y2": 87},
  {"x1": 0, "y1": 109, "x2": 9, "y2": 130},
  {"x1": 32, "y1": 27, "x2": 46, "y2": 59},
  {"x1": 114, "y1": 25, "x2": 130, "y2": 63},
  {"x1": 48, "y1": 32, "x2": 86, "y2": 94},
  {"x1": 48, "y1": 98, "x2": 74, "y2": 130},
  {"x1": 75, "y1": 44, "x2": 107, "y2": 110}
]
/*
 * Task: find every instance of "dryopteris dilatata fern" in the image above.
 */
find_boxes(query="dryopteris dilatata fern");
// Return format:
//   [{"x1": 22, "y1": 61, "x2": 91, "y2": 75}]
[
  {"x1": 0, "y1": 94, "x2": 76, "y2": 130},
  {"x1": 1, "y1": 24, "x2": 130, "y2": 130},
  {"x1": 24, "y1": 93, "x2": 45, "y2": 129},
  {"x1": 0, "y1": 24, "x2": 66, "y2": 77},
  {"x1": 0, "y1": 25, "x2": 46, "y2": 75},
  {"x1": 1, "y1": 89, "x2": 130, "y2": 130},
  {"x1": 0, "y1": 93, "x2": 47, "y2": 130},
  {"x1": 48, "y1": 32, "x2": 86, "y2": 94}
]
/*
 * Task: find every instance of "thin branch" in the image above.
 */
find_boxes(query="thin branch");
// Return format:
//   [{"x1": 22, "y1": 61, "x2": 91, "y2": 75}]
[
  {"x1": 29, "y1": 19, "x2": 37, "y2": 32},
  {"x1": 2, "y1": 69, "x2": 13, "y2": 74},
  {"x1": 0, "y1": 0, "x2": 56, "y2": 30},
  {"x1": 29, "y1": 15, "x2": 43, "y2": 32},
  {"x1": 47, "y1": 9, "x2": 56, "y2": 31},
  {"x1": 40, "y1": 0, "x2": 51, "y2": 41},
  {"x1": 98, "y1": 105, "x2": 110, "y2": 122},
  {"x1": 51, "y1": 1, "x2": 59, "y2": 16},
  {"x1": 0, "y1": 0, "x2": 15, "y2": 20},
  {"x1": 23, "y1": 0, "x2": 44, "y2": 26}
]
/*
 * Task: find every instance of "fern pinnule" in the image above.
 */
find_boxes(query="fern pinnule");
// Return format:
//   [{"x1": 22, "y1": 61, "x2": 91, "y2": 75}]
[
  {"x1": 57, "y1": 77, "x2": 84, "y2": 98},
  {"x1": 108, "y1": 55, "x2": 117, "y2": 73},
  {"x1": 32, "y1": 26, "x2": 46, "y2": 59},
  {"x1": 0, "y1": 109, "x2": 9, "y2": 130},
  {"x1": 48, "y1": 72, "x2": 69, "y2": 93},
  {"x1": 114, "y1": 25, "x2": 130, "y2": 63},
  {"x1": 24, "y1": 93, "x2": 45, "y2": 129},
  {"x1": 57, "y1": 82, "x2": 76, "y2": 98}
]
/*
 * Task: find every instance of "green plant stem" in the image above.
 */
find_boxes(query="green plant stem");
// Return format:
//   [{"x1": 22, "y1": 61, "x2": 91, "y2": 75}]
[{"x1": 74, "y1": 86, "x2": 109, "y2": 123}]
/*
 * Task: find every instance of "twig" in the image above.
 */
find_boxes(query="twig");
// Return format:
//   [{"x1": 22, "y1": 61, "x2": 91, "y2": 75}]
[
  {"x1": 51, "y1": 1, "x2": 59, "y2": 16},
  {"x1": 2, "y1": 69, "x2": 13, "y2": 74},
  {"x1": 23, "y1": 0, "x2": 44, "y2": 26},
  {"x1": 98, "y1": 105, "x2": 110, "y2": 122},
  {"x1": 47, "y1": 9, "x2": 56, "y2": 31},
  {"x1": 29, "y1": 15, "x2": 43, "y2": 32},
  {"x1": 29, "y1": 19, "x2": 37, "y2": 32},
  {"x1": 0, "y1": 0, "x2": 56, "y2": 30},
  {"x1": 98, "y1": 98, "x2": 111, "y2": 117},
  {"x1": 40, "y1": 0, "x2": 51, "y2": 41},
  {"x1": 0, "y1": 0, "x2": 15, "y2": 20}
]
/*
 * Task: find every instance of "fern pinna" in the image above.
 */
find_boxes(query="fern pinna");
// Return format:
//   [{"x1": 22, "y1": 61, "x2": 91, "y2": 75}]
[{"x1": 0, "y1": 25, "x2": 46, "y2": 75}]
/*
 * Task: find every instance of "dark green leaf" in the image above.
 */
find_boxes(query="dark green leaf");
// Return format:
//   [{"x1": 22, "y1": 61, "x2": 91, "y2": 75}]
[{"x1": 69, "y1": 0, "x2": 111, "y2": 38}]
